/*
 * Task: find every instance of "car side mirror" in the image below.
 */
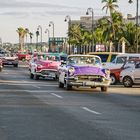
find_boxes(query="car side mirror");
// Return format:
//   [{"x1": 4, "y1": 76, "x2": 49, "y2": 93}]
[
  {"x1": 61, "y1": 61, "x2": 66, "y2": 65},
  {"x1": 135, "y1": 64, "x2": 140, "y2": 69}
]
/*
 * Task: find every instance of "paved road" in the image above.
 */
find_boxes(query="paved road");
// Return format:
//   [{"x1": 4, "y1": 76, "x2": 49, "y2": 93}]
[{"x1": 0, "y1": 64, "x2": 140, "y2": 140}]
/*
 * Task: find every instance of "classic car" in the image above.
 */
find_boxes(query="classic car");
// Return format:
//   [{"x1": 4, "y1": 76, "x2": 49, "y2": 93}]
[
  {"x1": 120, "y1": 59, "x2": 140, "y2": 87},
  {"x1": 29, "y1": 53, "x2": 61, "y2": 80},
  {"x1": 1, "y1": 53, "x2": 18, "y2": 67},
  {"x1": 58, "y1": 55, "x2": 111, "y2": 91}
]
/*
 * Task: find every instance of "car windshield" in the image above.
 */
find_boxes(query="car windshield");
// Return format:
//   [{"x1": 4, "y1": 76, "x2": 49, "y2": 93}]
[
  {"x1": 123, "y1": 60, "x2": 139, "y2": 68},
  {"x1": 36, "y1": 53, "x2": 60, "y2": 61},
  {"x1": 67, "y1": 56, "x2": 101, "y2": 65}
]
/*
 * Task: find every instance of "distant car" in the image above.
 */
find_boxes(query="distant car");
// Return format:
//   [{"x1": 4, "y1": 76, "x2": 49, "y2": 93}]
[
  {"x1": 58, "y1": 55, "x2": 111, "y2": 91},
  {"x1": 29, "y1": 53, "x2": 61, "y2": 80},
  {"x1": 88, "y1": 52, "x2": 122, "y2": 63},
  {"x1": 17, "y1": 52, "x2": 31, "y2": 61},
  {"x1": 1, "y1": 53, "x2": 18, "y2": 67},
  {"x1": 120, "y1": 59, "x2": 140, "y2": 87}
]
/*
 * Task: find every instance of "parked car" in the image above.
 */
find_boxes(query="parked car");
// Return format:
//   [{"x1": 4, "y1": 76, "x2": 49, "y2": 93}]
[
  {"x1": 88, "y1": 52, "x2": 122, "y2": 63},
  {"x1": 110, "y1": 58, "x2": 138, "y2": 85},
  {"x1": 29, "y1": 53, "x2": 61, "y2": 80},
  {"x1": 17, "y1": 52, "x2": 31, "y2": 61},
  {"x1": 120, "y1": 59, "x2": 140, "y2": 87},
  {"x1": 1, "y1": 53, "x2": 18, "y2": 67},
  {"x1": 58, "y1": 55, "x2": 111, "y2": 91},
  {"x1": 104, "y1": 53, "x2": 140, "y2": 69}
]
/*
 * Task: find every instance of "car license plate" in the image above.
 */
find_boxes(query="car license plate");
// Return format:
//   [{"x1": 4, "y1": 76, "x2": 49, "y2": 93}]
[
  {"x1": 49, "y1": 72, "x2": 56, "y2": 77},
  {"x1": 8, "y1": 62, "x2": 12, "y2": 64}
]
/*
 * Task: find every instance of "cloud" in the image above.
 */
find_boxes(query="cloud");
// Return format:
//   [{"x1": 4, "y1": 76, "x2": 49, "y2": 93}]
[
  {"x1": 0, "y1": 0, "x2": 84, "y2": 17},
  {"x1": 0, "y1": 0, "x2": 81, "y2": 9}
]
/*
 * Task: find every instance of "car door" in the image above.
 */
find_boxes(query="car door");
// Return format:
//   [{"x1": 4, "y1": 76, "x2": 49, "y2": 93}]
[{"x1": 134, "y1": 62, "x2": 140, "y2": 83}]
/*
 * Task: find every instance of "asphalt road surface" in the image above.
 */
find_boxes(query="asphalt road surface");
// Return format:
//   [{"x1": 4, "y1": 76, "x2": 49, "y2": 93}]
[{"x1": 0, "y1": 63, "x2": 140, "y2": 140}]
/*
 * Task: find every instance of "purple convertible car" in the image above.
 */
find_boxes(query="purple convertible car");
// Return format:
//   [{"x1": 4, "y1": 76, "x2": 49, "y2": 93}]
[{"x1": 58, "y1": 55, "x2": 111, "y2": 92}]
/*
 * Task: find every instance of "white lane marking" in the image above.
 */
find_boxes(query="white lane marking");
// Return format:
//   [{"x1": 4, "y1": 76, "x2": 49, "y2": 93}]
[
  {"x1": 32, "y1": 85, "x2": 41, "y2": 89},
  {"x1": 50, "y1": 93, "x2": 63, "y2": 99},
  {"x1": 82, "y1": 107, "x2": 101, "y2": 115},
  {"x1": 0, "y1": 83, "x2": 57, "y2": 86}
]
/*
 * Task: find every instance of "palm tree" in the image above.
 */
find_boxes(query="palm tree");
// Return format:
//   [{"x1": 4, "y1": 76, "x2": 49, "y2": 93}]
[
  {"x1": 16, "y1": 27, "x2": 25, "y2": 52},
  {"x1": 102, "y1": 0, "x2": 118, "y2": 16}
]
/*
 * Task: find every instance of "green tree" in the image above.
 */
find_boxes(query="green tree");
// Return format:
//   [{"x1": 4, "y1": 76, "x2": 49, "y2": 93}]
[
  {"x1": 16, "y1": 27, "x2": 25, "y2": 52},
  {"x1": 102, "y1": 0, "x2": 118, "y2": 16}
]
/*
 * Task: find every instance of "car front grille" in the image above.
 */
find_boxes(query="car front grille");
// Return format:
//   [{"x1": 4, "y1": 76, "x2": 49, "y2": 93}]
[
  {"x1": 75, "y1": 75, "x2": 103, "y2": 82},
  {"x1": 40, "y1": 70, "x2": 56, "y2": 75}
]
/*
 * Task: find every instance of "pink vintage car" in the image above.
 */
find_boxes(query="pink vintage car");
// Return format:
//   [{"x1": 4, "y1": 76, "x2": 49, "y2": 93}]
[{"x1": 29, "y1": 53, "x2": 61, "y2": 80}]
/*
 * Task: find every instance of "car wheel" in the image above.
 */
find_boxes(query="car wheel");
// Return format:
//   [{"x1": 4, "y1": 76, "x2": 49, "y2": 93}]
[
  {"x1": 91, "y1": 86, "x2": 96, "y2": 89},
  {"x1": 65, "y1": 81, "x2": 72, "y2": 90},
  {"x1": 123, "y1": 76, "x2": 133, "y2": 87},
  {"x1": 53, "y1": 75, "x2": 58, "y2": 81},
  {"x1": 30, "y1": 73, "x2": 34, "y2": 79},
  {"x1": 58, "y1": 81, "x2": 64, "y2": 88},
  {"x1": 110, "y1": 74, "x2": 117, "y2": 85},
  {"x1": 14, "y1": 64, "x2": 18, "y2": 67},
  {"x1": 34, "y1": 74, "x2": 39, "y2": 80},
  {"x1": 101, "y1": 87, "x2": 108, "y2": 92}
]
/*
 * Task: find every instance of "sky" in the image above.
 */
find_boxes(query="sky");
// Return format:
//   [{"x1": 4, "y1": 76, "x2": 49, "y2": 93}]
[{"x1": 0, "y1": 0, "x2": 139, "y2": 43}]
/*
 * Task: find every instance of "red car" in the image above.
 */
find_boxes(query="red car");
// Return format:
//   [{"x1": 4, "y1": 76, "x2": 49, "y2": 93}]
[
  {"x1": 110, "y1": 68, "x2": 123, "y2": 85},
  {"x1": 29, "y1": 53, "x2": 61, "y2": 80},
  {"x1": 17, "y1": 53, "x2": 31, "y2": 61}
]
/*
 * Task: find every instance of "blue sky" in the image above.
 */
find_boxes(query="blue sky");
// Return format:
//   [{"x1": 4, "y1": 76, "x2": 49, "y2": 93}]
[{"x1": 0, "y1": 0, "x2": 138, "y2": 43}]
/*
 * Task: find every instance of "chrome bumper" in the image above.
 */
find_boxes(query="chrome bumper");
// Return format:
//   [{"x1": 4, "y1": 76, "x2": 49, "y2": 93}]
[{"x1": 67, "y1": 80, "x2": 111, "y2": 87}]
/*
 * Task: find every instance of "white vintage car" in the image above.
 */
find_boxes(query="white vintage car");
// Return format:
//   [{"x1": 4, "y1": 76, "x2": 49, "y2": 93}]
[
  {"x1": 120, "y1": 59, "x2": 140, "y2": 87},
  {"x1": 58, "y1": 55, "x2": 111, "y2": 91},
  {"x1": 0, "y1": 53, "x2": 18, "y2": 67}
]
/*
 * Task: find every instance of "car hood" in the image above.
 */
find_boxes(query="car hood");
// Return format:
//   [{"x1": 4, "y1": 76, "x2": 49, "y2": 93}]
[
  {"x1": 68, "y1": 64, "x2": 105, "y2": 76},
  {"x1": 37, "y1": 60, "x2": 61, "y2": 69}
]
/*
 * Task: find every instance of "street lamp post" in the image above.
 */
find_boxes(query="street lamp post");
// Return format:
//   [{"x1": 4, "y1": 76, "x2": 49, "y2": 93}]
[
  {"x1": 49, "y1": 21, "x2": 54, "y2": 38},
  {"x1": 49, "y1": 21, "x2": 55, "y2": 52},
  {"x1": 86, "y1": 8, "x2": 94, "y2": 52},
  {"x1": 36, "y1": 30, "x2": 39, "y2": 51},
  {"x1": 129, "y1": 0, "x2": 139, "y2": 53},
  {"x1": 45, "y1": 28, "x2": 50, "y2": 51},
  {"x1": 37, "y1": 25, "x2": 43, "y2": 52},
  {"x1": 65, "y1": 15, "x2": 71, "y2": 54}
]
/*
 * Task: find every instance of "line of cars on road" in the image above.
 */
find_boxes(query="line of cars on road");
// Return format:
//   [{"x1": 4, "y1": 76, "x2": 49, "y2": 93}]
[
  {"x1": 1, "y1": 50, "x2": 140, "y2": 90},
  {"x1": 28, "y1": 52, "x2": 140, "y2": 90},
  {"x1": 28, "y1": 52, "x2": 111, "y2": 92}
]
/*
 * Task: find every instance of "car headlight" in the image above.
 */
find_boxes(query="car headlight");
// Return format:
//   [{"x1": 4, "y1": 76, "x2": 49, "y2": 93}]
[
  {"x1": 37, "y1": 64, "x2": 43, "y2": 69},
  {"x1": 104, "y1": 69, "x2": 110, "y2": 75},
  {"x1": 68, "y1": 67, "x2": 75, "y2": 76}
]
